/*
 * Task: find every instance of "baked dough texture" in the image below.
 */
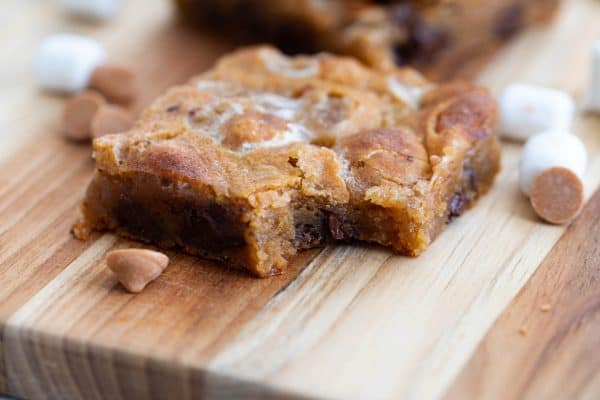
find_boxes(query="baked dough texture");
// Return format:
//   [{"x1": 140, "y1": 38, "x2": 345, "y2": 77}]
[{"x1": 74, "y1": 47, "x2": 501, "y2": 277}]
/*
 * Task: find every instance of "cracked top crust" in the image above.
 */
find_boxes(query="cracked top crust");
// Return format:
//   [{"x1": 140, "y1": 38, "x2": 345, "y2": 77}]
[{"x1": 92, "y1": 46, "x2": 497, "y2": 210}]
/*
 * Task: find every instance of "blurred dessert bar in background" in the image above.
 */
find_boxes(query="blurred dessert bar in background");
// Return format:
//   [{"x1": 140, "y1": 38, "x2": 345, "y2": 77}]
[{"x1": 174, "y1": 0, "x2": 560, "y2": 80}]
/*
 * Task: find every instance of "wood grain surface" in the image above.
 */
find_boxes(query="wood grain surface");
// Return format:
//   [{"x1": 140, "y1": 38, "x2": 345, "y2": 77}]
[
  {"x1": 0, "y1": 1, "x2": 598, "y2": 399},
  {"x1": 445, "y1": 188, "x2": 600, "y2": 400}
]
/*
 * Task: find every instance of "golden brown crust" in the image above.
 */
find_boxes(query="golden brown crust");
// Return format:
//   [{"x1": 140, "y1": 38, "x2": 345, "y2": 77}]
[{"x1": 77, "y1": 46, "x2": 500, "y2": 277}]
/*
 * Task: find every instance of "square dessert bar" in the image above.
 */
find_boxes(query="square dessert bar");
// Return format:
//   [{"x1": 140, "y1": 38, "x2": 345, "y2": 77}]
[
  {"x1": 175, "y1": 0, "x2": 559, "y2": 80},
  {"x1": 74, "y1": 47, "x2": 500, "y2": 277}
]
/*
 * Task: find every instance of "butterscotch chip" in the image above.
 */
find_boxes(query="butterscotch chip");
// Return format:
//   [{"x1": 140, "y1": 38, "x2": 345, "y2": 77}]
[
  {"x1": 530, "y1": 167, "x2": 584, "y2": 225},
  {"x1": 90, "y1": 63, "x2": 136, "y2": 104},
  {"x1": 106, "y1": 249, "x2": 169, "y2": 293},
  {"x1": 91, "y1": 104, "x2": 135, "y2": 138},
  {"x1": 61, "y1": 90, "x2": 105, "y2": 141}
]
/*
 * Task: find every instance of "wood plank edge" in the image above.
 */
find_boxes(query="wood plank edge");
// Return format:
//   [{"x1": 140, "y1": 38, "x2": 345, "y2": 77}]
[{"x1": 2, "y1": 325, "x2": 314, "y2": 400}]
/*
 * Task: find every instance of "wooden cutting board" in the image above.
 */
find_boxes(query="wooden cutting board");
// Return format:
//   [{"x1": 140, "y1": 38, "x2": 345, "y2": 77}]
[{"x1": 1, "y1": 1, "x2": 599, "y2": 399}]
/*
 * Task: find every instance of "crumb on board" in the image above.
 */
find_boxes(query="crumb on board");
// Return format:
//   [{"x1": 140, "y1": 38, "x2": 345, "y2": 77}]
[
  {"x1": 540, "y1": 303, "x2": 552, "y2": 312},
  {"x1": 518, "y1": 327, "x2": 528, "y2": 336}
]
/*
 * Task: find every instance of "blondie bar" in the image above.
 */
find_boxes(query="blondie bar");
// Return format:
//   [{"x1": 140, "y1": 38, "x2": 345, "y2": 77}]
[
  {"x1": 74, "y1": 47, "x2": 500, "y2": 277},
  {"x1": 175, "y1": 0, "x2": 559, "y2": 80}
]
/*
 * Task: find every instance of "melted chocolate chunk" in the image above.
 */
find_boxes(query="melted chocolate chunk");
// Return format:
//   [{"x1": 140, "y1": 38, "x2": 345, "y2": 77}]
[
  {"x1": 180, "y1": 204, "x2": 245, "y2": 251},
  {"x1": 328, "y1": 213, "x2": 345, "y2": 241},
  {"x1": 328, "y1": 213, "x2": 359, "y2": 241},
  {"x1": 116, "y1": 195, "x2": 245, "y2": 252},
  {"x1": 116, "y1": 196, "x2": 164, "y2": 243},
  {"x1": 293, "y1": 210, "x2": 357, "y2": 247},
  {"x1": 447, "y1": 166, "x2": 478, "y2": 221},
  {"x1": 294, "y1": 222, "x2": 327, "y2": 248}
]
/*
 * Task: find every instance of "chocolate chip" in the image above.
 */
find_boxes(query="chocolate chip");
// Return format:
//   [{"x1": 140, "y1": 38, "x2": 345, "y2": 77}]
[
  {"x1": 448, "y1": 192, "x2": 467, "y2": 219},
  {"x1": 288, "y1": 157, "x2": 299, "y2": 167},
  {"x1": 273, "y1": 19, "x2": 319, "y2": 54},
  {"x1": 495, "y1": 4, "x2": 524, "y2": 39},
  {"x1": 406, "y1": 155, "x2": 414, "y2": 162},
  {"x1": 352, "y1": 160, "x2": 366, "y2": 168},
  {"x1": 464, "y1": 167, "x2": 477, "y2": 192},
  {"x1": 166, "y1": 104, "x2": 180, "y2": 113},
  {"x1": 403, "y1": 24, "x2": 448, "y2": 66},
  {"x1": 391, "y1": 3, "x2": 418, "y2": 27},
  {"x1": 328, "y1": 213, "x2": 345, "y2": 241},
  {"x1": 293, "y1": 209, "x2": 356, "y2": 247},
  {"x1": 391, "y1": 4, "x2": 449, "y2": 67}
]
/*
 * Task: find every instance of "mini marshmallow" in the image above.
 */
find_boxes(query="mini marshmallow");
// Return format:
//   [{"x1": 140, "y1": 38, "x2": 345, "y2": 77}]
[
  {"x1": 34, "y1": 34, "x2": 107, "y2": 93},
  {"x1": 519, "y1": 131, "x2": 587, "y2": 196},
  {"x1": 499, "y1": 83, "x2": 575, "y2": 141},
  {"x1": 585, "y1": 41, "x2": 600, "y2": 112},
  {"x1": 61, "y1": 0, "x2": 121, "y2": 20}
]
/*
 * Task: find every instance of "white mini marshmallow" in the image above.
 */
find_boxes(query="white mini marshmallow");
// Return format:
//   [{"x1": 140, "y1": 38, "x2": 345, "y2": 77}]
[
  {"x1": 61, "y1": 0, "x2": 121, "y2": 20},
  {"x1": 519, "y1": 131, "x2": 587, "y2": 196},
  {"x1": 34, "y1": 34, "x2": 107, "y2": 93},
  {"x1": 499, "y1": 83, "x2": 575, "y2": 141},
  {"x1": 387, "y1": 76, "x2": 424, "y2": 110},
  {"x1": 585, "y1": 41, "x2": 600, "y2": 112}
]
